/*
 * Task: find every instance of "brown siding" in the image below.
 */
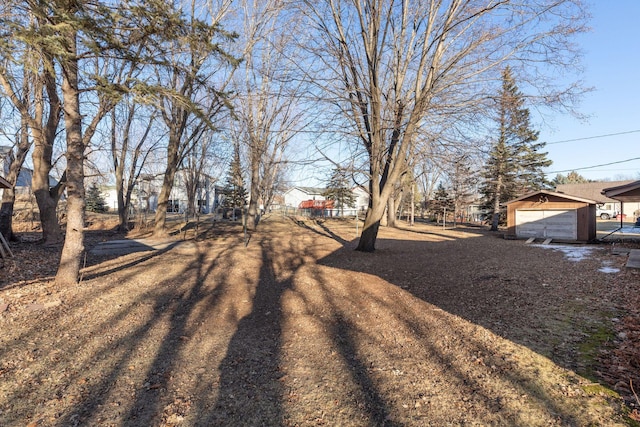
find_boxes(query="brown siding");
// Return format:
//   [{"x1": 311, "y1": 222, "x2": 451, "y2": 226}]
[{"x1": 506, "y1": 196, "x2": 596, "y2": 241}]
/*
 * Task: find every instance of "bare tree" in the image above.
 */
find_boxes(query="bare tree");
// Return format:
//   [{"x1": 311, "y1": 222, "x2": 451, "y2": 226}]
[
  {"x1": 110, "y1": 100, "x2": 158, "y2": 231},
  {"x1": 300, "y1": 0, "x2": 588, "y2": 251},
  {"x1": 0, "y1": 13, "x2": 64, "y2": 244},
  {"x1": 232, "y1": 0, "x2": 307, "y2": 230},
  {"x1": 180, "y1": 127, "x2": 221, "y2": 218},
  {"x1": 151, "y1": 0, "x2": 237, "y2": 237},
  {"x1": 0, "y1": 115, "x2": 31, "y2": 241}
]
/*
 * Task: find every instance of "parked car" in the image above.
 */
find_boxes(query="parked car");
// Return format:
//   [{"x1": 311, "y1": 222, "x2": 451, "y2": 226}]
[{"x1": 596, "y1": 206, "x2": 617, "y2": 220}]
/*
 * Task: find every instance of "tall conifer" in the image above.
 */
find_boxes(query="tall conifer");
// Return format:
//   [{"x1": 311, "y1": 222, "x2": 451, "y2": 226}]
[{"x1": 481, "y1": 67, "x2": 552, "y2": 231}]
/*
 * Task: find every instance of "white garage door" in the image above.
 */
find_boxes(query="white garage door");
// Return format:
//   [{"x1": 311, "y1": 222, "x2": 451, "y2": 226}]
[{"x1": 515, "y1": 209, "x2": 577, "y2": 240}]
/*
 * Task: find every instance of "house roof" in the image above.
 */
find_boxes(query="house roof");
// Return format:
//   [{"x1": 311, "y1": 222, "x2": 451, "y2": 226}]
[
  {"x1": 287, "y1": 186, "x2": 325, "y2": 195},
  {"x1": 0, "y1": 176, "x2": 10, "y2": 189},
  {"x1": 601, "y1": 180, "x2": 640, "y2": 202},
  {"x1": 505, "y1": 189, "x2": 597, "y2": 205},
  {"x1": 555, "y1": 181, "x2": 634, "y2": 204}
]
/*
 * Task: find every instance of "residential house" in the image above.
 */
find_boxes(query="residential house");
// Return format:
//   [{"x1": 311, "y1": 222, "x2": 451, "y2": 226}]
[
  {"x1": 555, "y1": 181, "x2": 640, "y2": 218},
  {"x1": 100, "y1": 171, "x2": 222, "y2": 215},
  {"x1": 283, "y1": 185, "x2": 370, "y2": 217},
  {"x1": 0, "y1": 145, "x2": 58, "y2": 197},
  {"x1": 284, "y1": 187, "x2": 326, "y2": 208}
]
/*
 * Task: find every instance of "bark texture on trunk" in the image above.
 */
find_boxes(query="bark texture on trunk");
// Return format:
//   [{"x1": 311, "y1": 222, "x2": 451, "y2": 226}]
[
  {"x1": 153, "y1": 155, "x2": 178, "y2": 237},
  {"x1": 0, "y1": 126, "x2": 30, "y2": 240},
  {"x1": 387, "y1": 196, "x2": 396, "y2": 228},
  {"x1": 247, "y1": 153, "x2": 261, "y2": 231},
  {"x1": 0, "y1": 198, "x2": 16, "y2": 242},
  {"x1": 491, "y1": 178, "x2": 502, "y2": 232},
  {"x1": 356, "y1": 206, "x2": 384, "y2": 252},
  {"x1": 356, "y1": 193, "x2": 387, "y2": 252},
  {"x1": 56, "y1": 34, "x2": 84, "y2": 285}
]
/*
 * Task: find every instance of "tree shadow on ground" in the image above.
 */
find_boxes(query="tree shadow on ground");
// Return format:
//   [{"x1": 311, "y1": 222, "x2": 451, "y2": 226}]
[
  {"x1": 191, "y1": 235, "x2": 293, "y2": 425},
  {"x1": 0, "y1": 219, "x2": 626, "y2": 426},
  {"x1": 318, "y1": 229, "x2": 618, "y2": 376}
]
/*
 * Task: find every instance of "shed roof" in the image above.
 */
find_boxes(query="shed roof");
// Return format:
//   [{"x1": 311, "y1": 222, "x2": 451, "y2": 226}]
[
  {"x1": 601, "y1": 180, "x2": 640, "y2": 202},
  {"x1": 555, "y1": 181, "x2": 634, "y2": 204},
  {"x1": 505, "y1": 189, "x2": 597, "y2": 205}
]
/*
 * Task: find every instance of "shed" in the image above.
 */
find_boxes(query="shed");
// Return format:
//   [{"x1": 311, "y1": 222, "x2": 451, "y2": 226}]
[{"x1": 505, "y1": 190, "x2": 597, "y2": 242}]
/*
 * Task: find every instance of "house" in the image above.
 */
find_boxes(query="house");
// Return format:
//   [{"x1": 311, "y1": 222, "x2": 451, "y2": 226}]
[
  {"x1": 555, "y1": 181, "x2": 640, "y2": 218},
  {"x1": 101, "y1": 171, "x2": 222, "y2": 215},
  {"x1": 602, "y1": 180, "x2": 640, "y2": 220},
  {"x1": 284, "y1": 185, "x2": 370, "y2": 217},
  {"x1": 283, "y1": 187, "x2": 326, "y2": 208},
  {"x1": 505, "y1": 190, "x2": 597, "y2": 242},
  {"x1": 0, "y1": 145, "x2": 59, "y2": 196}
]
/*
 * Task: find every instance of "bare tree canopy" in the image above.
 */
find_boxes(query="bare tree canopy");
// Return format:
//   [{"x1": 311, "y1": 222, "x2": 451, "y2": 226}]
[{"x1": 298, "y1": 0, "x2": 588, "y2": 251}]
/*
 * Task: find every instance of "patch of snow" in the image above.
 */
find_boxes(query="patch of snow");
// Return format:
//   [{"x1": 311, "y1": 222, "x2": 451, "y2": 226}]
[
  {"x1": 538, "y1": 244, "x2": 601, "y2": 262},
  {"x1": 604, "y1": 226, "x2": 640, "y2": 234},
  {"x1": 598, "y1": 266, "x2": 620, "y2": 274}
]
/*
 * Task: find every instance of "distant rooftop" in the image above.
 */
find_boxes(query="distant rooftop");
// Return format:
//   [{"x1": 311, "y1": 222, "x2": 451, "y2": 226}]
[{"x1": 555, "y1": 181, "x2": 635, "y2": 204}]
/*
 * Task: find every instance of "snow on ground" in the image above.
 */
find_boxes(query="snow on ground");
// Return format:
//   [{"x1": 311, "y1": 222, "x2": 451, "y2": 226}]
[
  {"x1": 604, "y1": 226, "x2": 640, "y2": 235},
  {"x1": 538, "y1": 244, "x2": 602, "y2": 262},
  {"x1": 537, "y1": 244, "x2": 620, "y2": 273}
]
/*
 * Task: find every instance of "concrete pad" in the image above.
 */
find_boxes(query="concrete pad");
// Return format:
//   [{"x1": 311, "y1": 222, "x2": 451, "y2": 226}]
[
  {"x1": 525, "y1": 237, "x2": 535, "y2": 244},
  {"x1": 543, "y1": 238, "x2": 552, "y2": 245},
  {"x1": 626, "y1": 249, "x2": 640, "y2": 269}
]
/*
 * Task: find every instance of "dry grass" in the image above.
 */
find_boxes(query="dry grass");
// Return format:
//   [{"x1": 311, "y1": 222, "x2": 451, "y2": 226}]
[{"x1": 0, "y1": 215, "x2": 638, "y2": 426}]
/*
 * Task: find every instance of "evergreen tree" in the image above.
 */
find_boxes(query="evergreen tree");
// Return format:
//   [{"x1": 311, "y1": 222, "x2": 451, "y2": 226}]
[
  {"x1": 85, "y1": 183, "x2": 108, "y2": 213},
  {"x1": 552, "y1": 171, "x2": 590, "y2": 186},
  {"x1": 430, "y1": 182, "x2": 454, "y2": 217},
  {"x1": 323, "y1": 168, "x2": 356, "y2": 216},
  {"x1": 481, "y1": 67, "x2": 552, "y2": 230},
  {"x1": 222, "y1": 143, "x2": 248, "y2": 216}
]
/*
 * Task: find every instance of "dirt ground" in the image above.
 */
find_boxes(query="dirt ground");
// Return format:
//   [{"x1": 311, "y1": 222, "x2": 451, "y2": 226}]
[{"x1": 1, "y1": 214, "x2": 639, "y2": 426}]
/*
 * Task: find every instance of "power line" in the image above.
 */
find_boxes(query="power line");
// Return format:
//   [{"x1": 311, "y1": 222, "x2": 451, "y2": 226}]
[
  {"x1": 547, "y1": 129, "x2": 640, "y2": 145},
  {"x1": 547, "y1": 156, "x2": 640, "y2": 174}
]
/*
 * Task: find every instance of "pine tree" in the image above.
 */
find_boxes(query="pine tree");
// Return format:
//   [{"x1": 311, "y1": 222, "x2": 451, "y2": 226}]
[
  {"x1": 85, "y1": 183, "x2": 108, "y2": 213},
  {"x1": 481, "y1": 67, "x2": 552, "y2": 230},
  {"x1": 431, "y1": 183, "x2": 454, "y2": 217},
  {"x1": 222, "y1": 143, "x2": 247, "y2": 218},
  {"x1": 323, "y1": 168, "x2": 356, "y2": 216},
  {"x1": 552, "y1": 171, "x2": 590, "y2": 186}
]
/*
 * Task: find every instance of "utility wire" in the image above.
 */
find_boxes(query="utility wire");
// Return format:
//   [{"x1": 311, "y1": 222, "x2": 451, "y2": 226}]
[
  {"x1": 547, "y1": 129, "x2": 640, "y2": 145},
  {"x1": 547, "y1": 156, "x2": 640, "y2": 174}
]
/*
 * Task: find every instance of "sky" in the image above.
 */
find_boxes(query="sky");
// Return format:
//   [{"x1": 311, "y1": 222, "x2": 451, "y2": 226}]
[
  {"x1": 538, "y1": 0, "x2": 640, "y2": 182},
  {"x1": 291, "y1": 1, "x2": 640, "y2": 189}
]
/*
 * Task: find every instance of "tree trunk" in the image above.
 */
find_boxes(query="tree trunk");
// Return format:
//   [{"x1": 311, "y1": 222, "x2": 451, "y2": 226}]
[
  {"x1": 387, "y1": 195, "x2": 396, "y2": 228},
  {"x1": 0, "y1": 196, "x2": 16, "y2": 242},
  {"x1": 247, "y1": 150, "x2": 261, "y2": 231},
  {"x1": 153, "y1": 146, "x2": 179, "y2": 236},
  {"x1": 32, "y1": 128, "x2": 64, "y2": 244},
  {"x1": 56, "y1": 34, "x2": 85, "y2": 285},
  {"x1": 356, "y1": 202, "x2": 386, "y2": 252},
  {"x1": 490, "y1": 178, "x2": 502, "y2": 231},
  {"x1": 0, "y1": 124, "x2": 31, "y2": 240},
  {"x1": 115, "y1": 169, "x2": 128, "y2": 231}
]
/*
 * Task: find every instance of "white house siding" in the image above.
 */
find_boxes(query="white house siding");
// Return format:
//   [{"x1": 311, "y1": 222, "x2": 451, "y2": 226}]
[
  {"x1": 284, "y1": 186, "x2": 370, "y2": 217},
  {"x1": 100, "y1": 173, "x2": 221, "y2": 215},
  {"x1": 283, "y1": 187, "x2": 325, "y2": 208}
]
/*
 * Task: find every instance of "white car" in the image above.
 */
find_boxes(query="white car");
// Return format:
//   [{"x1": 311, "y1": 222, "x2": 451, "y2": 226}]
[{"x1": 596, "y1": 206, "x2": 617, "y2": 220}]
